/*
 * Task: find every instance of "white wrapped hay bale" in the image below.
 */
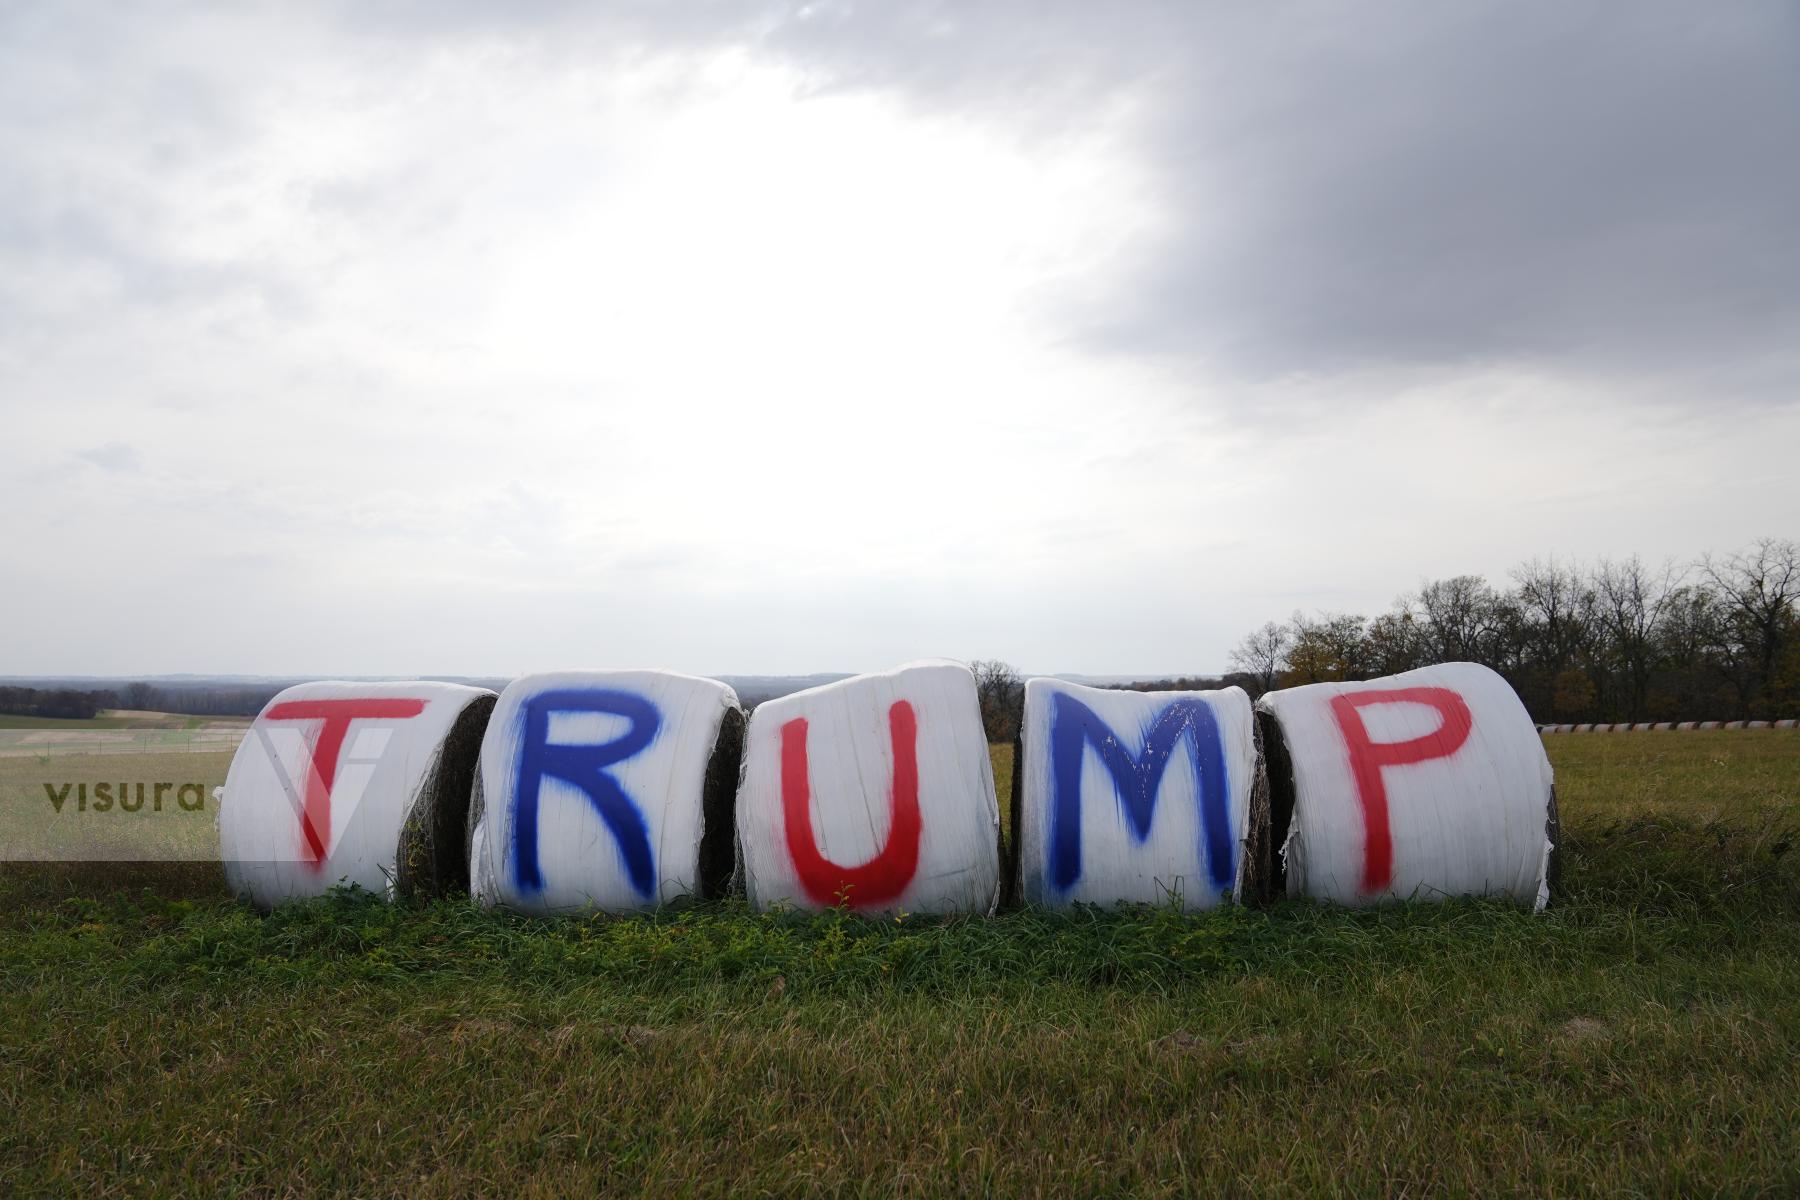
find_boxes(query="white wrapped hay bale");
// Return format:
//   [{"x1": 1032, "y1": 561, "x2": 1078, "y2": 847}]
[
  {"x1": 736, "y1": 660, "x2": 999, "y2": 915},
  {"x1": 1256, "y1": 662, "x2": 1555, "y2": 909},
  {"x1": 469, "y1": 670, "x2": 744, "y2": 914},
  {"x1": 220, "y1": 681, "x2": 496, "y2": 908},
  {"x1": 1015, "y1": 679, "x2": 1256, "y2": 910}
]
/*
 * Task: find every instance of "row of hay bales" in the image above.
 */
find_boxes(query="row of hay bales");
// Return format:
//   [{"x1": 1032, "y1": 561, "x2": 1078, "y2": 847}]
[
  {"x1": 220, "y1": 660, "x2": 1558, "y2": 915},
  {"x1": 1539, "y1": 720, "x2": 1796, "y2": 733}
]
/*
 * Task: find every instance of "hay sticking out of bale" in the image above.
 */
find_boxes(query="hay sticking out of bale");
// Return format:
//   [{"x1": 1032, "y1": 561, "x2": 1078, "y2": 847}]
[
  {"x1": 1000, "y1": 724, "x2": 1025, "y2": 910},
  {"x1": 698, "y1": 704, "x2": 745, "y2": 900},
  {"x1": 395, "y1": 692, "x2": 495, "y2": 901},
  {"x1": 1253, "y1": 706, "x2": 1301, "y2": 904}
]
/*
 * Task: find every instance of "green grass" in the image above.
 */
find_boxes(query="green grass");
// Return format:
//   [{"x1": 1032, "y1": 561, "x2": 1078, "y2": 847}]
[
  {"x1": 0, "y1": 750, "x2": 230, "y2": 862},
  {"x1": 1, "y1": 732, "x2": 1796, "y2": 1196},
  {"x1": 0, "y1": 713, "x2": 144, "y2": 729}
]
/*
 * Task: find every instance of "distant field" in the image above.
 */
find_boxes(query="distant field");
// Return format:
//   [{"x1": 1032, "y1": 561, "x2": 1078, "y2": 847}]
[
  {"x1": 0, "y1": 709, "x2": 251, "y2": 731},
  {"x1": 0, "y1": 713, "x2": 143, "y2": 729},
  {"x1": 0, "y1": 731, "x2": 1795, "y2": 1196}
]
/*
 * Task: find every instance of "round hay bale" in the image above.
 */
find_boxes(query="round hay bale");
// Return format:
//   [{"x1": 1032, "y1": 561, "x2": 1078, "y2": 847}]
[
  {"x1": 735, "y1": 660, "x2": 999, "y2": 915},
  {"x1": 220, "y1": 681, "x2": 496, "y2": 909},
  {"x1": 1013, "y1": 680, "x2": 1257, "y2": 911},
  {"x1": 1575, "y1": 723, "x2": 1596, "y2": 733},
  {"x1": 468, "y1": 670, "x2": 743, "y2": 914},
  {"x1": 1745, "y1": 720, "x2": 1771, "y2": 729},
  {"x1": 1677, "y1": 721, "x2": 1699, "y2": 731},
  {"x1": 1776, "y1": 719, "x2": 1797, "y2": 729},
  {"x1": 1255, "y1": 662, "x2": 1555, "y2": 910}
]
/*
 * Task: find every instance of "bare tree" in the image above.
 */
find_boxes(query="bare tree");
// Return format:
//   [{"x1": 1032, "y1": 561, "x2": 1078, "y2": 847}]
[
  {"x1": 1228, "y1": 621, "x2": 1292, "y2": 695},
  {"x1": 123, "y1": 682, "x2": 161, "y2": 711},
  {"x1": 1362, "y1": 608, "x2": 1426, "y2": 677},
  {"x1": 1701, "y1": 538, "x2": 1800, "y2": 717},
  {"x1": 968, "y1": 660, "x2": 1024, "y2": 743},
  {"x1": 1513, "y1": 558, "x2": 1595, "y2": 676},
  {"x1": 1416, "y1": 575, "x2": 1506, "y2": 663},
  {"x1": 1594, "y1": 556, "x2": 1681, "y2": 722}
]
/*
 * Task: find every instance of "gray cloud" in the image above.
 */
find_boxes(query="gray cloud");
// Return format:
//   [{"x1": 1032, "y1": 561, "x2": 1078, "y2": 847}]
[
  {"x1": 14, "y1": 2, "x2": 1794, "y2": 390},
  {"x1": 735, "y1": 2, "x2": 1800, "y2": 391},
  {"x1": 2, "y1": 0, "x2": 1795, "y2": 676}
]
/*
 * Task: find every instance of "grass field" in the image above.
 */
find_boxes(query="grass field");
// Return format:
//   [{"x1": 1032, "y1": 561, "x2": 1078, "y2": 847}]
[
  {"x1": 1, "y1": 732, "x2": 1796, "y2": 1196},
  {"x1": 0, "y1": 710, "x2": 250, "y2": 731},
  {"x1": 0, "y1": 749, "x2": 230, "y2": 861}
]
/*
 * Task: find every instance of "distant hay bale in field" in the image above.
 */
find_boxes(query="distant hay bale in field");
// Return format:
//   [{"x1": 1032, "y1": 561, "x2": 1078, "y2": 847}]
[
  {"x1": 1699, "y1": 721, "x2": 1722, "y2": 730},
  {"x1": 1745, "y1": 720, "x2": 1770, "y2": 729},
  {"x1": 220, "y1": 681, "x2": 496, "y2": 909},
  {"x1": 735, "y1": 660, "x2": 999, "y2": 915},
  {"x1": 1776, "y1": 719, "x2": 1797, "y2": 729},
  {"x1": 1255, "y1": 662, "x2": 1555, "y2": 910},
  {"x1": 468, "y1": 671, "x2": 743, "y2": 915},
  {"x1": 1013, "y1": 679, "x2": 1257, "y2": 910},
  {"x1": 1677, "y1": 721, "x2": 1699, "y2": 730}
]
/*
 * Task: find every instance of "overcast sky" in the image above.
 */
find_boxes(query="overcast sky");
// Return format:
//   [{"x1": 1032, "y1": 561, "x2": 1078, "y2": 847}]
[{"x1": 3, "y1": 1, "x2": 1797, "y2": 678}]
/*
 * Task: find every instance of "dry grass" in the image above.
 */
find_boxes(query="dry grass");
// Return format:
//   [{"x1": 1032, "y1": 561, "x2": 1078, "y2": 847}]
[{"x1": 0, "y1": 731, "x2": 1794, "y2": 1196}]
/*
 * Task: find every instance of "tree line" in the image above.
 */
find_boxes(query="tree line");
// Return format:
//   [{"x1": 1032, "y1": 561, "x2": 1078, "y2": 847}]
[
  {"x1": 1228, "y1": 537, "x2": 1799, "y2": 723},
  {"x1": 0, "y1": 682, "x2": 287, "y2": 721},
  {"x1": 0, "y1": 686, "x2": 112, "y2": 720},
  {"x1": 967, "y1": 538, "x2": 1798, "y2": 740}
]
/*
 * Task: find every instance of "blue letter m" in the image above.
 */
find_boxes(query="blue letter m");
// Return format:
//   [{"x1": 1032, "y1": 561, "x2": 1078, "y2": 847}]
[
  {"x1": 513, "y1": 689, "x2": 660, "y2": 898},
  {"x1": 1049, "y1": 693, "x2": 1234, "y2": 893}
]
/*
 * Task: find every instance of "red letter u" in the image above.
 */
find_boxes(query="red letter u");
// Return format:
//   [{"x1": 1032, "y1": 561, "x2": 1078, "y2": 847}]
[{"x1": 780, "y1": 700, "x2": 922, "y2": 907}]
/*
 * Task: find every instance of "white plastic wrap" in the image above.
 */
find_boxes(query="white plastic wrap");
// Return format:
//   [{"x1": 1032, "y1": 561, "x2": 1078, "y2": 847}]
[
  {"x1": 736, "y1": 660, "x2": 999, "y2": 915},
  {"x1": 1257, "y1": 662, "x2": 1555, "y2": 909},
  {"x1": 469, "y1": 670, "x2": 743, "y2": 914},
  {"x1": 1017, "y1": 679, "x2": 1256, "y2": 910},
  {"x1": 220, "y1": 680, "x2": 495, "y2": 908}
]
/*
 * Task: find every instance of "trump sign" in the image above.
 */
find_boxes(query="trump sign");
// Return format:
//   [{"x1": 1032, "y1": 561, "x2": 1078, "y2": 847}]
[
  {"x1": 736, "y1": 661, "x2": 1000, "y2": 915},
  {"x1": 1256, "y1": 662, "x2": 1556, "y2": 909},
  {"x1": 468, "y1": 670, "x2": 744, "y2": 914},
  {"x1": 1015, "y1": 680, "x2": 1257, "y2": 910},
  {"x1": 219, "y1": 681, "x2": 496, "y2": 908}
]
